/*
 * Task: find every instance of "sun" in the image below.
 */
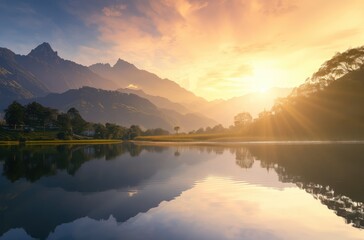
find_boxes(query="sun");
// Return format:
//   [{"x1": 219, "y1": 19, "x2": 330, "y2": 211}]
[
  {"x1": 249, "y1": 63, "x2": 280, "y2": 94},
  {"x1": 258, "y1": 86, "x2": 269, "y2": 93}
]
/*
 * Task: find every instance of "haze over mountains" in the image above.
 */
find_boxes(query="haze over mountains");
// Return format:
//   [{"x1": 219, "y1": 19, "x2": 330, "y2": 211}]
[
  {"x1": 0, "y1": 42, "x2": 291, "y2": 130},
  {"x1": 29, "y1": 87, "x2": 217, "y2": 131}
]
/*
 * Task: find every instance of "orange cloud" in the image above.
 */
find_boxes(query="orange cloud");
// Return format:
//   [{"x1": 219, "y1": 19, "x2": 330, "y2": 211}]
[{"x1": 79, "y1": 0, "x2": 364, "y2": 100}]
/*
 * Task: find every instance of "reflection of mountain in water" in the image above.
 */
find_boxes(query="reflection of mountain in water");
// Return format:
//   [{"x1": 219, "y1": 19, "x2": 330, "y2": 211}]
[
  {"x1": 244, "y1": 144, "x2": 364, "y2": 229},
  {"x1": 1, "y1": 143, "x2": 364, "y2": 239},
  {"x1": 0, "y1": 143, "x2": 208, "y2": 239}
]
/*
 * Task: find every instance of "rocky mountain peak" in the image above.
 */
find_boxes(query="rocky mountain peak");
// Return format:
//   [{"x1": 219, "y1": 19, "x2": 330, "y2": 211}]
[{"x1": 28, "y1": 42, "x2": 59, "y2": 61}]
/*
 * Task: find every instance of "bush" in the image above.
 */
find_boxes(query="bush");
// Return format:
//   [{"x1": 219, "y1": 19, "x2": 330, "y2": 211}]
[{"x1": 57, "y1": 132, "x2": 72, "y2": 140}]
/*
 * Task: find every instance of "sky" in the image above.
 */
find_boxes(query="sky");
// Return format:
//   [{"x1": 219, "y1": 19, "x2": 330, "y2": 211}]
[{"x1": 1, "y1": 0, "x2": 364, "y2": 100}]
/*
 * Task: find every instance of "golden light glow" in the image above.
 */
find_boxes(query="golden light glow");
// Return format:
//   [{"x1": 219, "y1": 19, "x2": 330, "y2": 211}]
[{"x1": 75, "y1": 0, "x2": 364, "y2": 100}]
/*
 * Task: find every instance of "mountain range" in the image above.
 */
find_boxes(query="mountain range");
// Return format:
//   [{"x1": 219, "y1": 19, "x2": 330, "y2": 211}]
[
  {"x1": 89, "y1": 60, "x2": 205, "y2": 105},
  {"x1": 27, "y1": 87, "x2": 217, "y2": 131},
  {"x1": 0, "y1": 42, "x2": 291, "y2": 130}
]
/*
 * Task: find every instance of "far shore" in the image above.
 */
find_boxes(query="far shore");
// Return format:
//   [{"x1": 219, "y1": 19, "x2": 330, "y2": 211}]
[
  {"x1": 0, "y1": 139, "x2": 123, "y2": 145},
  {"x1": 134, "y1": 134, "x2": 364, "y2": 143},
  {"x1": 2, "y1": 135, "x2": 364, "y2": 146}
]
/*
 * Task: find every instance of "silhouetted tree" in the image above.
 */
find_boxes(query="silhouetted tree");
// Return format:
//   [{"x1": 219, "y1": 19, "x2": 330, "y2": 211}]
[
  {"x1": 124, "y1": 125, "x2": 142, "y2": 140},
  {"x1": 105, "y1": 123, "x2": 127, "y2": 139},
  {"x1": 67, "y1": 107, "x2": 87, "y2": 133},
  {"x1": 4, "y1": 101, "x2": 25, "y2": 129},
  {"x1": 24, "y1": 102, "x2": 58, "y2": 128},
  {"x1": 234, "y1": 112, "x2": 252, "y2": 127},
  {"x1": 174, "y1": 126, "x2": 180, "y2": 135}
]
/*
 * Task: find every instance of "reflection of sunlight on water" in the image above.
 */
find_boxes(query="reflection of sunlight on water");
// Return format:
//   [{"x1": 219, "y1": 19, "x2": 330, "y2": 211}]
[
  {"x1": 45, "y1": 175, "x2": 364, "y2": 240},
  {"x1": 2, "y1": 144, "x2": 364, "y2": 239},
  {"x1": 128, "y1": 190, "x2": 138, "y2": 197}
]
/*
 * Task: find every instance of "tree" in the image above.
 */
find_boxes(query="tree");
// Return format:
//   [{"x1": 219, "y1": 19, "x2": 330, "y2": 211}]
[
  {"x1": 211, "y1": 124, "x2": 225, "y2": 133},
  {"x1": 4, "y1": 101, "x2": 25, "y2": 129},
  {"x1": 124, "y1": 125, "x2": 142, "y2": 140},
  {"x1": 144, "y1": 128, "x2": 170, "y2": 136},
  {"x1": 106, "y1": 123, "x2": 127, "y2": 139},
  {"x1": 67, "y1": 108, "x2": 87, "y2": 133},
  {"x1": 24, "y1": 102, "x2": 58, "y2": 128},
  {"x1": 174, "y1": 126, "x2": 180, "y2": 135},
  {"x1": 57, "y1": 113, "x2": 71, "y2": 131},
  {"x1": 93, "y1": 123, "x2": 107, "y2": 139},
  {"x1": 234, "y1": 112, "x2": 253, "y2": 127},
  {"x1": 195, "y1": 127, "x2": 204, "y2": 134}
]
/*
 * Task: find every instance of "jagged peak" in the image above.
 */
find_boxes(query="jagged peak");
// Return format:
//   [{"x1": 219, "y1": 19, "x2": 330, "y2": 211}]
[
  {"x1": 113, "y1": 58, "x2": 137, "y2": 69},
  {"x1": 28, "y1": 42, "x2": 59, "y2": 61},
  {"x1": 89, "y1": 62, "x2": 111, "y2": 71},
  {"x1": 0, "y1": 47, "x2": 16, "y2": 59}
]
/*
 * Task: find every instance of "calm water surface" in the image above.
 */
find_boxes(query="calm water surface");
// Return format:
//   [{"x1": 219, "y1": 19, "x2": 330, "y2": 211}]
[{"x1": 0, "y1": 143, "x2": 363, "y2": 240}]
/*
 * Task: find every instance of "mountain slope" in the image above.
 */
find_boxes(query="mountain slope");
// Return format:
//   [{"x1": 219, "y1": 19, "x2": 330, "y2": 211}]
[
  {"x1": 0, "y1": 47, "x2": 49, "y2": 109},
  {"x1": 30, "y1": 87, "x2": 216, "y2": 131},
  {"x1": 90, "y1": 60, "x2": 206, "y2": 104},
  {"x1": 15, "y1": 43, "x2": 117, "y2": 93},
  {"x1": 118, "y1": 88, "x2": 191, "y2": 114}
]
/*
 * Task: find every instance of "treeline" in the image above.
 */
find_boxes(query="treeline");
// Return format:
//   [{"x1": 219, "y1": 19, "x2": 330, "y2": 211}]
[
  {"x1": 229, "y1": 47, "x2": 364, "y2": 139},
  {"x1": 1, "y1": 101, "x2": 170, "y2": 140}
]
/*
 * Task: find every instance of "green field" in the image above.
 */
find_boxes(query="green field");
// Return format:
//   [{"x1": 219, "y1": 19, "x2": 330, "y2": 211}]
[
  {"x1": 0, "y1": 128, "x2": 59, "y2": 141},
  {"x1": 0, "y1": 127, "x2": 122, "y2": 145}
]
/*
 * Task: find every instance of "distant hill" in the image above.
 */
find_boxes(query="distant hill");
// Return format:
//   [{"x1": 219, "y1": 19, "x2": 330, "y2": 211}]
[
  {"x1": 0, "y1": 47, "x2": 49, "y2": 109},
  {"x1": 196, "y1": 88, "x2": 292, "y2": 126},
  {"x1": 118, "y1": 88, "x2": 190, "y2": 114},
  {"x1": 16, "y1": 43, "x2": 117, "y2": 93},
  {"x1": 89, "y1": 59, "x2": 206, "y2": 104},
  {"x1": 250, "y1": 46, "x2": 364, "y2": 139},
  {"x1": 29, "y1": 87, "x2": 216, "y2": 131}
]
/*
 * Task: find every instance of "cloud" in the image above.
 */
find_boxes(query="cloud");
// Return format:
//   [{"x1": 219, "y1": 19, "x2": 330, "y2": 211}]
[
  {"x1": 102, "y1": 4, "x2": 127, "y2": 17},
  {"x1": 71, "y1": 0, "x2": 364, "y2": 100}
]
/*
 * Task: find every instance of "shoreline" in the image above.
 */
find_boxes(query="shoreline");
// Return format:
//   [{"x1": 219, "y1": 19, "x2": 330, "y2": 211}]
[
  {"x1": 132, "y1": 140, "x2": 364, "y2": 147},
  {"x1": 0, "y1": 139, "x2": 123, "y2": 145},
  {"x1": 2, "y1": 138, "x2": 364, "y2": 146}
]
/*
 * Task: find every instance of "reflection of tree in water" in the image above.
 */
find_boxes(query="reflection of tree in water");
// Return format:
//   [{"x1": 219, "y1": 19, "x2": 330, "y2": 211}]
[
  {"x1": 246, "y1": 145, "x2": 364, "y2": 229},
  {"x1": 235, "y1": 148, "x2": 255, "y2": 169},
  {"x1": 0, "y1": 143, "x2": 159, "y2": 182},
  {"x1": 276, "y1": 166, "x2": 364, "y2": 229}
]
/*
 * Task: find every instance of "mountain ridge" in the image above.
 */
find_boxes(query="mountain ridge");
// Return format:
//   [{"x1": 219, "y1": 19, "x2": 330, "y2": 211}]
[
  {"x1": 27, "y1": 87, "x2": 217, "y2": 131},
  {"x1": 89, "y1": 59, "x2": 207, "y2": 105}
]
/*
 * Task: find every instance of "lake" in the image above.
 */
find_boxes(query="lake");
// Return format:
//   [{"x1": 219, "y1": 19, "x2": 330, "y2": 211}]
[{"x1": 0, "y1": 142, "x2": 363, "y2": 240}]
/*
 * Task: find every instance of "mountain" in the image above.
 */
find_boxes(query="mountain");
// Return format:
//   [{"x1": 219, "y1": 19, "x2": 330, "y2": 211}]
[
  {"x1": 250, "y1": 46, "x2": 364, "y2": 139},
  {"x1": 196, "y1": 88, "x2": 292, "y2": 126},
  {"x1": 89, "y1": 59, "x2": 207, "y2": 104},
  {"x1": 16, "y1": 42, "x2": 117, "y2": 93},
  {"x1": 30, "y1": 87, "x2": 217, "y2": 131},
  {"x1": 118, "y1": 88, "x2": 191, "y2": 114},
  {"x1": 0, "y1": 47, "x2": 49, "y2": 109}
]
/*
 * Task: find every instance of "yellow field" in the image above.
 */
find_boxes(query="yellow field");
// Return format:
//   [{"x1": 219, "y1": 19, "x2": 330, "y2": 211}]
[{"x1": 134, "y1": 133, "x2": 278, "y2": 142}]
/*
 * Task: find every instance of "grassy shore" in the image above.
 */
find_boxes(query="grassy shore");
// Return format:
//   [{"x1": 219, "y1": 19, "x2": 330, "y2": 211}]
[
  {"x1": 0, "y1": 127, "x2": 124, "y2": 145},
  {"x1": 135, "y1": 133, "x2": 364, "y2": 143},
  {"x1": 0, "y1": 139, "x2": 123, "y2": 145},
  {"x1": 135, "y1": 133, "x2": 278, "y2": 142}
]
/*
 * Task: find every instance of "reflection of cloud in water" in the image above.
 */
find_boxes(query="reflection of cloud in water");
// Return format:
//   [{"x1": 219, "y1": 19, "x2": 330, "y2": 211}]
[
  {"x1": 1, "y1": 144, "x2": 364, "y2": 239},
  {"x1": 128, "y1": 190, "x2": 138, "y2": 197},
  {"x1": 47, "y1": 176, "x2": 362, "y2": 240}
]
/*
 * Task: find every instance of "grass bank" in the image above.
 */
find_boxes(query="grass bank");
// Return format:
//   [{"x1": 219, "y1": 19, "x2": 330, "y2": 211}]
[
  {"x1": 135, "y1": 133, "x2": 364, "y2": 143},
  {"x1": 0, "y1": 139, "x2": 122, "y2": 145},
  {"x1": 135, "y1": 133, "x2": 278, "y2": 142}
]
